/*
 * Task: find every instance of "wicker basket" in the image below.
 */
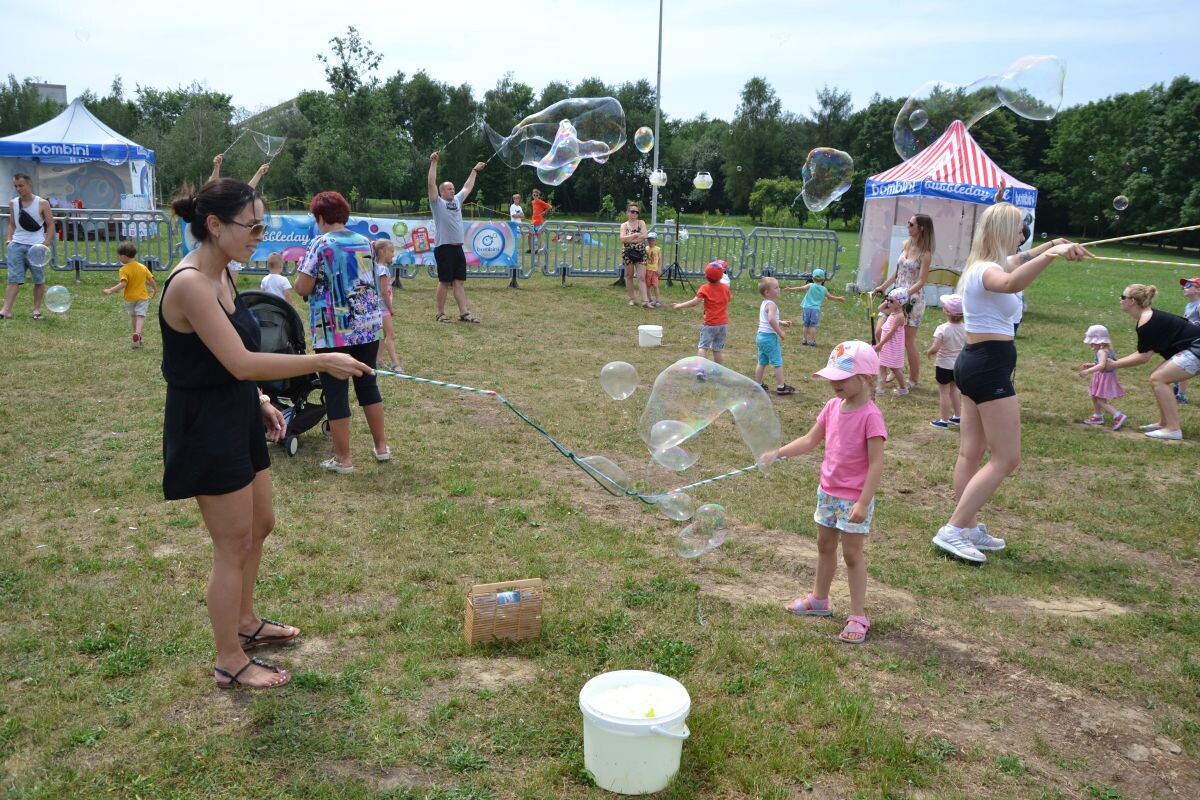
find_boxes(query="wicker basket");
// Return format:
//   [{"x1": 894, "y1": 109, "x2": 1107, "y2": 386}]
[{"x1": 464, "y1": 578, "x2": 544, "y2": 645}]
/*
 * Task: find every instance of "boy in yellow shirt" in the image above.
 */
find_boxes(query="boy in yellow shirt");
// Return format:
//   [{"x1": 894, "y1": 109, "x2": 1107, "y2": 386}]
[
  {"x1": 643, "y1": 231, "x2": 662, "y2": 307},
  {"x1": 103, "y1": 241, "x2": 157, "y2": 348}
]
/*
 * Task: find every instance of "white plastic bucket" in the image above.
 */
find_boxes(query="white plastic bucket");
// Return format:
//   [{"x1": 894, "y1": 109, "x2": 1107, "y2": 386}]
[
  {"x1": 638, "y1": 325, "x2": 663, "y2": 347},
  {"x1": 579, "y1": 670, "x2": 691, "y2": 795}
]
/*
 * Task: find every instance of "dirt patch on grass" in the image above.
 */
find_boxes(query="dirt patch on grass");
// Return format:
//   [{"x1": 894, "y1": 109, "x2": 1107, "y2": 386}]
[
  {"x1": 325, "y1": 760, "x2": 452, "y2": 793},
  {"x1": 411, "y1": 656, "x2": 540, "y2": 718},
  {"x1": 988, "y1": 595, "x2": 1130, "y2": 619}
]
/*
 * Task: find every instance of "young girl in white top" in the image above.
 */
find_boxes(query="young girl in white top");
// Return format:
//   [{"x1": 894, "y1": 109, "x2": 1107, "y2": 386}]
[
  {"x1": 926, "y1": 294, "x2": 966, "y2": 428},
  {"x1": 1078, "y1": 324, "x2": 1127, "y2": 430},
  {"x1": 373, "y1": 239, "x2": 402, "y2": 372},
  {"x1": 931, "y1": 204, "x2": 1091, "y2": 565}
]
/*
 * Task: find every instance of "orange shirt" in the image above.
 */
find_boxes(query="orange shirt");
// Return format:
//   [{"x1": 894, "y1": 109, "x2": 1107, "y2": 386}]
[
  {"x1": 696, "y1": 282, "x2": 731, "y2": 326},
  {"x1": 531, "y1": 198, "x2": 551, "y2": 225}
]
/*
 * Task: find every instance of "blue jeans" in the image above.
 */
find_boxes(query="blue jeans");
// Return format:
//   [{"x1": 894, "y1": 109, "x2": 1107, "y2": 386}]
[{"x1": 5, "y1": 242, "x2": 45, "y2": 285}]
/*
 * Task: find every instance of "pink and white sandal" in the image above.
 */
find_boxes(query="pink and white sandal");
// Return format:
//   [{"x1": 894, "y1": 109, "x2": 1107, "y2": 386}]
[
  {"x1": 785, "y1": 593, "x2": 832, "y2": 617},
  {"x1": 839, "y1": 615, "x2": 870, "y2": 644}
]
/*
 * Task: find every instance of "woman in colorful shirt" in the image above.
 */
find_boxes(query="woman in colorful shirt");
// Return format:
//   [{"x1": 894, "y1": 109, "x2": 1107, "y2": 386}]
[{"x1": 295, "y1": 191, "x2": 390, "y2": 473}]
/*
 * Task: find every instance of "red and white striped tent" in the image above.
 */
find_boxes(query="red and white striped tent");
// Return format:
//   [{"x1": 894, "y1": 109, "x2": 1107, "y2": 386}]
[{"x1": 855, "y1": 120, "x2": 1039, "y2": 297}]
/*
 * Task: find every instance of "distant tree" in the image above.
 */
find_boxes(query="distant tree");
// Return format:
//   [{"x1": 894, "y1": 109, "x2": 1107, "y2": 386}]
[
  {"x1": 78, "y1": 77, "x2": 140, "y2": 137},
  {"x1": 723, "y1": 78, "x2": 789, "y2": 213},
  {"x1": 0, "y1": 74, "x2": 63, "y2": 136}
]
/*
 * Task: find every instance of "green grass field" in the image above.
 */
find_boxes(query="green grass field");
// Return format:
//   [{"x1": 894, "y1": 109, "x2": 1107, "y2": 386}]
[{"x1": 1, "y1": 245, "x2": 1199, "y2": 799}]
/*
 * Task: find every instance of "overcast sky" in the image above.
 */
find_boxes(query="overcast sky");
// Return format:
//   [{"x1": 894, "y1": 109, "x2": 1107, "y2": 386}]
[{"x1": 7, "y1": 0, "x2": 1196, "y2": 124}]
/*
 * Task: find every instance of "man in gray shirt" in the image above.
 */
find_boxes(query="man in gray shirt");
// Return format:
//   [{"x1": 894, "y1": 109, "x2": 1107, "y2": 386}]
[{"x1": 428, "y1": 151, "x2": 486, "y2": 323}]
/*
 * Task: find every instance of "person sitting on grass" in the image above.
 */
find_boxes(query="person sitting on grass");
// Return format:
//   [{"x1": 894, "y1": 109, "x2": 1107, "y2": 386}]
[
  {"x1": 102, "y1": 240, "x2": 157, "y2": 349},
  {"x1": 773, "y1": 340, "x2": 887, "y2": 645}
]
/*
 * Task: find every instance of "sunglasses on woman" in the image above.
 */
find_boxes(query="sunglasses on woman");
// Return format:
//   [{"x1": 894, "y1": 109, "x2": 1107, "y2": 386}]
[{"x1": 227, "y1": 219, "x2": 266, "y2": 236}]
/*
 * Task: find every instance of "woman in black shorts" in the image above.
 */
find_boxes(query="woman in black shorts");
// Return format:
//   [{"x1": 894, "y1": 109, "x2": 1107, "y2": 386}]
[
  {"x1": 931, "y1": 203, "x2": 1091, "y2": 564},
  {"x1": 620, "y1": 203, "x2": 649, "y2": 307},
  {"x1": 162, "y1": 179, "x2": 370, "y2": 689}
]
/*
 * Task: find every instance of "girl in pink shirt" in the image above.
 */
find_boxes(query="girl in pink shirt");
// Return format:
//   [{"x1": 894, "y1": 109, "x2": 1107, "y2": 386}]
[
  {"x1": 874, "y1": 289, "x2": 910, "y2": 396},
  {"x1": 769, "y1": 340, "x2": 887, "y2": 644}
]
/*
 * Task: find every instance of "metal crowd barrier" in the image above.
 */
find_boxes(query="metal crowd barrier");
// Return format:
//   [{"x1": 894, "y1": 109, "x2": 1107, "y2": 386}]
[
  {"x1": 2, "y1": 210, "x2": 840, "y2": 286},
  {"x1": 0, "y1": 208, "x2": 177, "y2": 280},
  {"x1": 744, "y1": 227, "x2": 841, "y2": 280}
]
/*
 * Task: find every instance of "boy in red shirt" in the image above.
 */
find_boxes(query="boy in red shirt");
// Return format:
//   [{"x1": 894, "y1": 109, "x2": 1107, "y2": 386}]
[{"x1": 674, "y1": 261, "x2": 732, "y2": 363}]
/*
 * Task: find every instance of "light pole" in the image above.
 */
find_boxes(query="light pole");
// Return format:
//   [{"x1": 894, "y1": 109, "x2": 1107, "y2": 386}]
[{"x1": 650, "y1": 0, "x2": 663, "y2": 227}]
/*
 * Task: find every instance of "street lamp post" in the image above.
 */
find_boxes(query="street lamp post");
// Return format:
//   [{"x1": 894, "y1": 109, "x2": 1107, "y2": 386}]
[{"x1": 650, "y1": 0, "x2": 663, "y2": 228}]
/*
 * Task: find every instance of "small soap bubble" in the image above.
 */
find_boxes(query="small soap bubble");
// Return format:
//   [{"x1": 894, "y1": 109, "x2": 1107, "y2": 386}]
[
  {"x1": 26, "y1": 243, "x2": 50, "y2": 268},
  {"x1": 678, "y1": 228, "x2": 689, "y2": 241},
  {"x1": 649, "y1": 419, "x2": 694, "y2": 451},
  {"x1": 100, "y1": 143, "x2": 129, "y2": 166},
  {"x1": 1140, "y1": 166, "x2": 1148, "y2": 173},
  {"x1": 800, "y1": 147, "x2": 854, "y2": 212},
  {"x1": 648, "y1": 169, "x2": 667, "y2": 188},
  {"x1": 909, "y1": 109, "x2": 929, "y2": 131},
  {"x1": 45, "y1": 285, "x2": 72, "y2": 313},
  {"x1": 74, "y1": 29, "x2": 90, "y2": 42},
  {"x1": 1040, "y1": 233, "x2": 1048, "y2": 239},
  {"x1": 651, "y1": 445, "x2": 698, "y2": 472},
  {"x1": 675, "y1": 503, "x2": 729, "y2": 558},
  {"x1": 1112, "y1": 195, "x2": 1130, "y2": 212},
  {"x1": 1088, "y1": 155, "x2": 1096, "y2": 162},
  {"x1": 578, "y1": 455, "x2": 630, "y2": 495},
  {"x1": 1091, "y1": 170, "x2": 1097, "y2": 176},
  {"x1": 633, "y1": 126, "x2": 655, "y2": 153},
  {"x1": 650, "y1": 490, "x2": 695, "y2": 521},
  {"x1": 736, "y1": 165, "x2": 743, "y2": 173},
  {"x1": 600, "y1": 361, "x2": 639, "y2": 400},
  {"x1": 1093, "y1": 215, "x2": 1099, "y2": 221}
]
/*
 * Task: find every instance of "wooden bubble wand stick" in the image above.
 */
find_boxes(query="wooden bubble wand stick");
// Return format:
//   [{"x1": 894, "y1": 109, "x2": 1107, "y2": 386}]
[{"x1": 1082, "y1": 223, "x2": 1200, "y2": 248}]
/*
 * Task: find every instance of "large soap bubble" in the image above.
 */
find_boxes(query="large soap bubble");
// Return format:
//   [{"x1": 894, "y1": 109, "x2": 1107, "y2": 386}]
[
  {"x1": 533, "y1": 119, "x2": 613, "y2": 186},
  {"x1": 483, "y1": 97, "x2": 626, "y2": 182},
  {"x1": 647, "y1": 490, "x2": 696, "y2": 521},
  {"x1": 26, "y1": 243, "x2": 50, "y2": 268},
  {"x1": 997, "y1": 55, "x2": 1065, "y2": 121},
  {"x1": 100, "y1": 143, "x2": 129, "y2": 166},
  {"x1": 639, "y1": 357, "x2": 781, "y2": 474},
  {"x1": 600, "y1": 361, "x2": 639, "y2": 400},
  {"x1": 45, "y1": 285, "x2": 72, "y2": 313},
  {"x1": 633, "y1": 126, "x2": 655, "y2": 154},
  {"x1": 578, "y1": 455, "x2": 630, "y2": 495},
  {"x1": 893, "y1": 76, "x2": 1003, "y2": 160},
  {"x1": 800, "y1": 148, "x2": 854, "y2": 213},
  {"x1": 1113, "y1": 195, "x2": 1130, "y2": 212}
]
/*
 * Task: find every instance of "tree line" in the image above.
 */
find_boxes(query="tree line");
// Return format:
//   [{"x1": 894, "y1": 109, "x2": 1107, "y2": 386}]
[{"x1": 1, "y1": 28, "x2": 1196, "y2": 245}]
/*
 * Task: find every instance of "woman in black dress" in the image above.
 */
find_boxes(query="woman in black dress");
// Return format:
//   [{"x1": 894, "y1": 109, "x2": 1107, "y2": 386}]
[{"x1": 162, "y1": 179, "x2": 370, "y2": 689}]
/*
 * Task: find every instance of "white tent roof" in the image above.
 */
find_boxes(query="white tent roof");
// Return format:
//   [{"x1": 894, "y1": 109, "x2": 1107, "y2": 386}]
[{"x1": 0, "y1": 98, "x2": 153, "y2": 163}]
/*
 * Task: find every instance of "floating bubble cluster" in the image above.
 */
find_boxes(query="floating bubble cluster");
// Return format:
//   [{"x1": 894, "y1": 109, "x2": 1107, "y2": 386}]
[
  {"x1": 800, "y1": 148, "x2": 855, "y2": 213},
  {"x1": 893, "y1": 56, "x2": 1066, "y2": 160},
  {"x1": 600, "y1": 361, "x2": 640, "y2": 400},
  {"x1": 638, "y1": 357, "x2": 781, "y2": 473},
  {"x1": 45, "y1": 285, "x2": 72, "y2": 313},
  {"x1": 1113, "y1": 195, "x2": 1130, "y2": 212},
  {"x1": 675, "y1": 503, "x2": 729, "y2": 558},
  {"x1": 633, "y1": 126, "x2": 655, "y2": 153},
  {"x1": 648, "y1": 169, "x2": 668, "y2": 188},
  {"x1": 483, "y1": 97, "x2": 626, "y2": 183}
]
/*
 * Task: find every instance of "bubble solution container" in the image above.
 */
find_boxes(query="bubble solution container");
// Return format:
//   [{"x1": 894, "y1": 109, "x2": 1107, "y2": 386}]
[
  {"x1": 578, "y1": 670, "x2": 691, "y2": 794},
  {"x1": 637, "y1": 325, "x2": 663, "y2": 347}
]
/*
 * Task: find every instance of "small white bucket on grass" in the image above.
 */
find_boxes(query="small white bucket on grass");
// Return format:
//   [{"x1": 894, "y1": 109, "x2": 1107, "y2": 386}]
[
  {"x1": 637, "y1": 325, "x2": 663, "y2": 347},
  {"x1": 579, "y1": 670, "x2": 691, "y2": 795}
]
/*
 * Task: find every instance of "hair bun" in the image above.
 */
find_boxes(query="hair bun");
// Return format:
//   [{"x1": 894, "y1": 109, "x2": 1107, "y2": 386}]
[{"x1": 171, "y1": 194, "x2": 198, "y2": 222}]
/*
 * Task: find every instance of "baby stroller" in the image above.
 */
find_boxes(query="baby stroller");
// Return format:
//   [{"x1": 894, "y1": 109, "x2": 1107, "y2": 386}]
[{"x1": 241, "y1": 290, "x2": 327, "y2": 457}]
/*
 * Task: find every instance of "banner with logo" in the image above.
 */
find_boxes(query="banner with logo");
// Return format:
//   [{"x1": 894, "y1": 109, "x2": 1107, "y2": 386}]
[{"x1": 180, "y1": 213, "x2": 519, "y2": 268}]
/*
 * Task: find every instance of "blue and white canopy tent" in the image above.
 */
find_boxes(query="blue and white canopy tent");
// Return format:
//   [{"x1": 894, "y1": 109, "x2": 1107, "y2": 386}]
[
  {"x1": 856, "y1": 120, "x2": 1037, "y2": 300},
  {"x1": 0, "y1": 99, "x2": 155, "y2": 209}
]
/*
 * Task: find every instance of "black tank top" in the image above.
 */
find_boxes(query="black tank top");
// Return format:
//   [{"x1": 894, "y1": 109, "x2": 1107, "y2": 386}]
[{"x1": 159, "y1": 267, "x2": 261, "y2": 389}]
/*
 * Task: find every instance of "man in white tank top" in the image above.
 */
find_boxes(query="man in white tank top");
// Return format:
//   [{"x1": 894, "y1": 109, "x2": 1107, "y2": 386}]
[{"x1": 3, "y1": 173, "x2": 55, "y2": 320}]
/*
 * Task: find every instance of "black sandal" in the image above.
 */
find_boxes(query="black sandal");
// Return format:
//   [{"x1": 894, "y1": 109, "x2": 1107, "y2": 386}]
[
  {"x1": 238, "y1": 618, "x2": 300, "y2": 650},
  {"x1": 214, "y1": 656, "x2": 290, "y2": 690}
]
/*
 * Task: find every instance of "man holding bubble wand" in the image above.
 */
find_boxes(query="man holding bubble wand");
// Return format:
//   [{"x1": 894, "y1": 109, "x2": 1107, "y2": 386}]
[
  {"x1": 3, "y1": 173, "x2": 55, "y2": 320},
  {"x1": 428, "y1": 151, "x2": 486, "y2": 324}
]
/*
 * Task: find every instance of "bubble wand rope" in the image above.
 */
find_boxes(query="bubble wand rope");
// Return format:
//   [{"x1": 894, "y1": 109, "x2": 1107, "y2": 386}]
[
  {"x1": 437, "y1": 121, "x2": 480, "y2": 151},
  {"x1": 375, "y1": 369, "x2": 765, "y2": 504},
  {"x1": 220, "y1": 130, "x2": 248, "y2": 158},
  {"x1": 1082, "y1": 223, "x2": 1200, "y2": 248},
  {"x1": 1088, "y1": 255, "x2": 1200, "y2": 269}
]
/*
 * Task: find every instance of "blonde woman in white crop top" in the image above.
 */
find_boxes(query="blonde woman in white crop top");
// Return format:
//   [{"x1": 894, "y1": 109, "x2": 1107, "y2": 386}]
[{"x1": 931, "y1": 203, "x2": 1092, "y2": 565}]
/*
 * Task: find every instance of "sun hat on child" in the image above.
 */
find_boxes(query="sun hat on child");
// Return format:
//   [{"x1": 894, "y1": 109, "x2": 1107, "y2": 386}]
[
  {"x1": 812, "y1": 268, "x2": 826, "y2": 279},
  {"x1": 814, "y1": 340, "x2": 880, "y2": 381},
  {"x1": 647, "y1": 231, "x2": 657, "y2": 239},
  {"x1": 940, "y1": 294, "x2": 963, "y2": 315},
  {"x1": 886, "y1": 287, "x2": 909, "y2": 303},
  {"x1": 1083, "y1": 324, "x2": 1111, "y2": 344}
]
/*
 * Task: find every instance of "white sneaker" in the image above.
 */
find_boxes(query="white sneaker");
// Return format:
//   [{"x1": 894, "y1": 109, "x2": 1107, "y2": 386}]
[
  {"x1": 1145, "y1": 428, "x2": 1183, "y2": 440},
  {"x1": 967, "y1": 523, "x2": 1006, "y2": 552},
  {"x1": 1138, "y1": 422, "x2": 1163, "y2": 431},
  {"x1": 932, "y1": 525, "x2": 987, "y2": 563}
]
